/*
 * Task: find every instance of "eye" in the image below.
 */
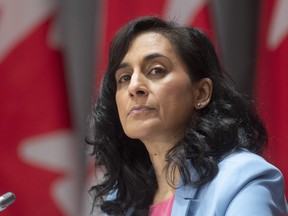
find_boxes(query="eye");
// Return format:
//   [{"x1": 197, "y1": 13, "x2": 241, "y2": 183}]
[
  {"x1": 118, "y1": 74, "x2": 131, "y2": 83},
  {"x1": 149, "y1": 67, "x2": 166, "y2": 75}
]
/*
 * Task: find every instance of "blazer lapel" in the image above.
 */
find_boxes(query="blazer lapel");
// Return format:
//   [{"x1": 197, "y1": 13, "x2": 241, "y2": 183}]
[
  {"x1": 171, "y1": 162, "x2": 201, "y2": 216},
  {"x1": 171, "y1": 184, "x2": 200, "y2": 216}
]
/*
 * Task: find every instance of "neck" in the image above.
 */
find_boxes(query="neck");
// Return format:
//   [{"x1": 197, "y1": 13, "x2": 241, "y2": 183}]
[
  {"x1": 152, "y1": 160, "x2": 179, "y2": 204},
  {"x1": 145, "y1": 143, "x2": 180, "y2": 204}
]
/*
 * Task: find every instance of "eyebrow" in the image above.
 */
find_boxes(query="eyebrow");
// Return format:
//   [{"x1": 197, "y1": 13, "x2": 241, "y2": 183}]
[
  {"x1": 143, "y1": 52, "x2": 168, "y2": 62},
  {"x1": 116, "y1": 52, "x2": 169, "y2": 70}
]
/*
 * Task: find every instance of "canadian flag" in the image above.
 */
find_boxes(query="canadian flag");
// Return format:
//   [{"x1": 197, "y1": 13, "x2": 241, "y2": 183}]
[
  {"x1": 0, "y1": 0, "x2": 80, "y2": 215},
  {"x1": 255, "y1": 0, "x2": 288, "y2": 197},
  {"x1": 96, "y1": 0, "x2": 215, "y2": 84}
]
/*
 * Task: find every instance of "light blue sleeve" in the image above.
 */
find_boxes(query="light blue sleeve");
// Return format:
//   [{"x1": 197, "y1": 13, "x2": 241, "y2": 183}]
[
  {"x1": 226, "y1": 171, "x2": 287, "y2": 215},
  {"x1": 221, "y1": 152, "x2": 288, "y2": 215}
]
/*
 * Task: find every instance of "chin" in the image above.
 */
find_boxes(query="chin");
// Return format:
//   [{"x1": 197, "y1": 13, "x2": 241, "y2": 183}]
[
  {"x1": 124, "y1": 128, "x2": 152, "y2": 140},
  {"x1": 125, "y1": 132, "x2": 146, "y2": 140}
]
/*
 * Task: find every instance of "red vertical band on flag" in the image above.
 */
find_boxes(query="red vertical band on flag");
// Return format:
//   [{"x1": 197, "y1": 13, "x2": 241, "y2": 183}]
[
  {"x1": 0, "y1": 14, "x2": 73, "y2": 216},
  {"x1": 189, "y1": 3, "x2": 215, "y2": 42},
  {"x1": 255, "y1": 0, "x2": 288, "y2": 197}
]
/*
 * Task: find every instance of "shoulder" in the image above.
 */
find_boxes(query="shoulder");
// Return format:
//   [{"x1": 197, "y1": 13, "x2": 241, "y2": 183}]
[
  {"x1": 204, "y1": 149, "x2": 285, "y2": 193},
  {"x1": 196, "y1": 149, "x2": 287, "y2": 215},
  {"x1": 214, "y1": 149, "x2": 286, "y2": 197},
  {"x1": 213, "y1": 150, "x2": 285, "y2": 199},
  {"x1": 218, "y1": 149, "x2": 280, "y2": 177}
]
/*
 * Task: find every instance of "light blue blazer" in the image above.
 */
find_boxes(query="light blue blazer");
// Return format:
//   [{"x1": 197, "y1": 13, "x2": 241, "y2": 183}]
[{"x1": 106, "y1": 150, "x2": 288, "y2": 215}]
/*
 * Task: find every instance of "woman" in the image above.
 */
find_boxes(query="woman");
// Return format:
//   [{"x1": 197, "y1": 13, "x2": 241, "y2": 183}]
[{"x1": 86, "y1": 16, "x2": 287, "y2": 215}]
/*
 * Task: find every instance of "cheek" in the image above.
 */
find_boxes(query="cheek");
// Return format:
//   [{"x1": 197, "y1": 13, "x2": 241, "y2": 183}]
[
  {"x1": 159, "y1": 82, "x2": 195, "y2": 117},
  {"x1": 165, "y1": 79, "x2": 194, "y2": 101},
  {"x1": 115, "y1": 93, "x2": 126, "y2": 121}
]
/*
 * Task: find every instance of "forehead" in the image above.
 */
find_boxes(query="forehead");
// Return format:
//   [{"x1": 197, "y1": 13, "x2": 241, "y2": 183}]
[{"x1": 124, "y1": 32, "x2": 177, "y2": 59}]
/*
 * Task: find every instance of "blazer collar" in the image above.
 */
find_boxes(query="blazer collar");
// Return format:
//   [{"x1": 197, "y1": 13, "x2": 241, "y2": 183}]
[
  {"x1": 176, "y1": 160, "x2": 200, "y2": 199},
  {"x1": 171, "y1": 161, "x2": 201, "y2": 216}
]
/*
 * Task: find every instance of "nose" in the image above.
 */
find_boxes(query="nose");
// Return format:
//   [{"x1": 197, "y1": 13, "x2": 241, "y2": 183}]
[{"x1": 128, "y1": 72, "x2": 148, "y2": 97}]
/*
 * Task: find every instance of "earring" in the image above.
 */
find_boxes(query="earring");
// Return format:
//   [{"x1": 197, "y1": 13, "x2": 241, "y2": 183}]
[{"x1": 197, "y1": 102, "x2": 201, "y2": 108}]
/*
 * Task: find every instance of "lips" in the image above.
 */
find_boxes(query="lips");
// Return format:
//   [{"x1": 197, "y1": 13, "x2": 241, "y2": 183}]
[{"x1": 128, "y1": 105, "x2": 155, "y2": 115}]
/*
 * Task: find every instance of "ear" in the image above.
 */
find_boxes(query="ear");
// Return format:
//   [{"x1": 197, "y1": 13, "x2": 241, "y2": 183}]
[{"x1": 193, "y1": 78, "x2": 213, "y2": 110}]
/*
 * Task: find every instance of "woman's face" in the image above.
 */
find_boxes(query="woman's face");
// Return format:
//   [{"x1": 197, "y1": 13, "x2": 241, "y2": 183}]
[{"x1": 115, "y1": 32, "x2": 198, "y2": 143}]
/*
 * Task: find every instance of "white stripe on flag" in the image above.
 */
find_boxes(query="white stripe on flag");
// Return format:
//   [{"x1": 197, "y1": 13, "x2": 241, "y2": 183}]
[
  {"x1": 163, "y1": 0, "x2": 207, "y2": 25},
  {"x1": 267, "y1": 0, "x2": 288, "y2": 50}
]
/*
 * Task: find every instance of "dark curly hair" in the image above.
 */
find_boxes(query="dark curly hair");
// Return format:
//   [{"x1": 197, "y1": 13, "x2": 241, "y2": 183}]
[{"x1": 86, "y1": 16, "x2": 267, "y2": 216}]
